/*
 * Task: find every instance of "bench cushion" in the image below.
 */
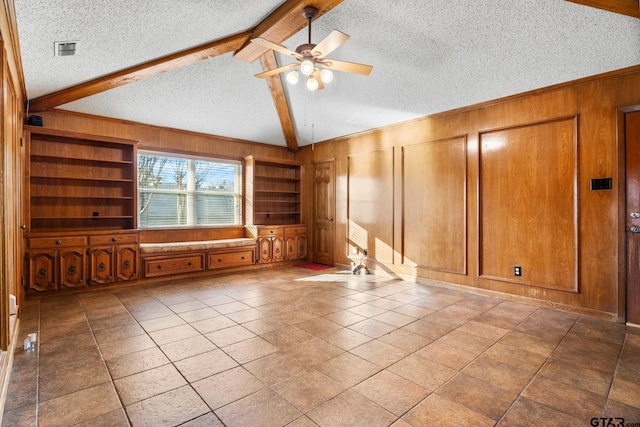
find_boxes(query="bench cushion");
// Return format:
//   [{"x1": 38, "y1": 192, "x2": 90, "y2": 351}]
[{"x1": 140, "y1": 238, "x2": 256, "y2": 254}]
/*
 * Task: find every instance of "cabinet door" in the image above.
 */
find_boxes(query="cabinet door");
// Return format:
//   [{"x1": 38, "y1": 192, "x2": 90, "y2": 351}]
[
  {"x1": 257, "y1": 237, "x2": 272, "y2": 264},
  {"x1": 27, "y1": 251, "x2": 57, "y2": 292},
  {"x1": 285, "y1": 236, "x2": 297, "y2": 260},
  {"x1": 296, "y1": 235, "x2": 307, "y2": 260},
  {"x1": 59, "y1": 248, "x2": 87, "y2": 289},
  {"x1": 116, "y1": 245, "x2": 138, "y2": 281},
  {"x1": 90, "y1": 247, "x2": 114, "y2": 285},
  {"x1": 272, "y1": 237, "x2": 284, "y2": 262}
]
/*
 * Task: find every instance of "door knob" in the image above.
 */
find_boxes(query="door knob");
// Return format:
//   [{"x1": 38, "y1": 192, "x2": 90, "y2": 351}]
[
  {"x1": 328, "y1": 216, "x2": 334, "y2": 222},
  {"x1": 631, "y1": 226, "x2": 640, "y2": 233},
  {"x1": 632, "y1": 212, "x2": 640, "y2": 219}
]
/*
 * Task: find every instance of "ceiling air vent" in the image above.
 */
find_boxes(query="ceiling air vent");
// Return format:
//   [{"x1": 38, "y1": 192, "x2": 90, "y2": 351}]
[{"x1": 54, "y1": 41, "x2": 77, "y2": 57}]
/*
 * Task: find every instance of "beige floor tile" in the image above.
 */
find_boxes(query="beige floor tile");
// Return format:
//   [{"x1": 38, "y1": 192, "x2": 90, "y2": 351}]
[
  {"x1": 160, "y1": 334, "x2": 217, "y2": 362},
  {"x1": 316, "y1": 352, "x2": 381, "y2": 388},
  {"x1": 350, "y1": 340, "x2": 409, "y2": 368},
  {"x1": 353, "y1": 370, "x2": 429, "y2": 416},
  {"x1": 403, "y1": 393, "x2": 494, "y2": 427},
  {"x1": 522, "y1": 375, "x2": 606, "y2": 422},
  {"x1": 206, "y1": 324, "x2": 257, "y2": 347},
  {"x1": 105, "y1": 347, "x2": 171, "y2": 380},
  {"x1": 126, "y1": 386, "x2": 209, "y2": 427},
  {"x1": 414, "y1": 341, "x2": 476, "y2": 371},
  {"x1": 114, "y1": 364, "x2": 187, "y2": 406},
  {"x1": 286, "y1": 337, "x2": 344, "y2": 366},
  {"x1": 243, "y1": 351, "x2": 306, "y2": 385},
  {"x1": 388, "y1": 354, "x2": 457, "y2": 391},
  {"x1": 319, "y1": 327, "x2": 373, "y2": 350},
  {"x1": 308, "y1": 390, "x2": 397, "y2": 427},
  {"x1": 498, "y1": 396, "x2": 583, "y2": 426},
  {"x1": 174, "y1": 349, "x2": 238, "y2": 382},
  {"x1": 271, "y1": 369, "x2": 345, "y2": 413},
  {"x1": 377, "y1": 328, "x2": 432, "y2": 353},
  {"x1": 38, "y1": 383, "x2": 122, "y2": 427},
  {"x1": 192, "y1": 366, "x2": 265, "y2": 410},
  {"x1": 222, "y1": 336, "x2": 279, "y2": 364},
  {"x1": 436, "y1": 373, "x2": 518, "y2": 420},
  {"x1": 215, "y1": 388, "x2": 302, "y2": 427}
]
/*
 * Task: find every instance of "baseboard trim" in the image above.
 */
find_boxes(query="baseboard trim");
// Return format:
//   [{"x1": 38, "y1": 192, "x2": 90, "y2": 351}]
[{"x1": 0, "y1": 316, "x2": 20, "y2": 426}]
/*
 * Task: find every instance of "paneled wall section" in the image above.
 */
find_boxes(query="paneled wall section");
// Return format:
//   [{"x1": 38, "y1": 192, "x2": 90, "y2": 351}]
[{"x1": 299, "y1": 66, "x2": 640, "y2": 320}]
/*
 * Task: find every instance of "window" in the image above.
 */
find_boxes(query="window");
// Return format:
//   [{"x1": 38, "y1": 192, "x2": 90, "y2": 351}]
[{"x1": 137, "y1": 151, "x2": 242, "y2": 227}]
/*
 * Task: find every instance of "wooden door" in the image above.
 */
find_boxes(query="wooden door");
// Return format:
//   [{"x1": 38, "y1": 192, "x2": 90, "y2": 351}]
[
  {"x1": 313, "y1": 161, "x2": 335, "y2": 265},
  {"x1": 626, "y1": 110, "x2": 640, "y2": 325}
]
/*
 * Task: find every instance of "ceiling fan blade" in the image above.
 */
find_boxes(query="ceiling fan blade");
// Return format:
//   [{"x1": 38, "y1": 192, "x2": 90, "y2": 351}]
[
  {"x1": 311, "y1": 30, "x2": 349, "y2": 58},
  {"x1": 312, "y1": 69, "x2": 325, "y2": 90},
  {"x1": 255, "y1": 63, "x2": 299, "y2": 78},
  {"x1": 251, "y1": 37, "x2": 301, "y2": 59},
  {"x1": 321, "y1": 59, "x2": 373, "y2": 75}
]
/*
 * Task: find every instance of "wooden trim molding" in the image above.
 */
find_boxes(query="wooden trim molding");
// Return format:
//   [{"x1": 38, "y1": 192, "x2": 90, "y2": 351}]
[{"x1": 565, "y1": 0, "x2": 640, "y2": 18}]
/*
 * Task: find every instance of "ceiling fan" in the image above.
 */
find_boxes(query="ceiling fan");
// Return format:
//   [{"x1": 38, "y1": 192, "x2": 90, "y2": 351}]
[{"x1": 251, "y1": 6, "x2": 373, "y2": 91}]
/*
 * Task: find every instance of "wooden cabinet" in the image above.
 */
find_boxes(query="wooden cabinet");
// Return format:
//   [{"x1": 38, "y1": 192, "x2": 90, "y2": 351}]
[
  {"x1": 26, "y1": 236, "x2": 88, "y2": 292},
  {"x1": 245, "y1": 156, "x2": 302, "y2": 226},
  {"x1": 88, "y1": 233, "x2": 139, "y2": 285},
  {"x1": 25, "y1": 126, "x2": 138, "y2": 233},
  {"x1": 256, "y1": 226, "x2": 285, "y2": 264},
  {"x1": 285, "y1": 226, "x2": 307, "y2": 260},
  {"x1": 25, "y1": 231, "x2": 139, "y2": 293}
]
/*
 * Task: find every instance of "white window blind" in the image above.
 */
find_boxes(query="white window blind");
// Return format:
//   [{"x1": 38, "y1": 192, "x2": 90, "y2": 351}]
[{"x1": 137, "y1": 151, "x2": 242, "y2": 227}]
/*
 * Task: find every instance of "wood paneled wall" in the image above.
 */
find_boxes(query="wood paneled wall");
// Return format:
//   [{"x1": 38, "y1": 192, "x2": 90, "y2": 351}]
[
  {"x1": 34, "y1": 110, "x2": 296, "y2": 163},
  {"x1": 299, "y1": 66, "x2": 640, "y2": 321}
]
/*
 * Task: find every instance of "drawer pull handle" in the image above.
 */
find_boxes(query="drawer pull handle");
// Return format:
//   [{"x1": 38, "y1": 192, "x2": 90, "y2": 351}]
[
  {"x1": 98, "y1": 262, "x2": 106, "y2": 272},
  {"x1": 270, "y1": 230, "x2": 274, "y2": 234},
  {"x1": 241, "y1": 256, "x2": 245, "y2": 260},
  {"x1": 123, "y1": 260, "x2": 130, "y2": 269},
  {"x1": 38, "y1": 268, "x2": 47, "y2": 278},
  {"x1": 218, "y1": 259, "x2": 222, "y2": 262},
  {"x1": 188, "y1": 262, "x2": 192, "y2": 266},
  {"x1": 68, "y1": 265, "x2": 76, "y2": 275},
  {"x1": 55, "y1": 240, "x2": 62, "y2": 245},
  {"x1": 112, "y1": 237, "x2": 117, "y2": 242},
  {"x1": 263, "y1": 250, "x2": 268, "y2": 254},
  {"x1": 275, "y1": 249, "x2": 280, "y2": 253},
  {"x1": 158, "y1": 265, "x2": 162, "y2": 269}
]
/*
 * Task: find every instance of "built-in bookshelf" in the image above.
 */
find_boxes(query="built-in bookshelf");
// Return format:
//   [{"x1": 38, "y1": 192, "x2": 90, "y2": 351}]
[{"x1": 25, "y1": 126, "x2": 138, "y2": 233}]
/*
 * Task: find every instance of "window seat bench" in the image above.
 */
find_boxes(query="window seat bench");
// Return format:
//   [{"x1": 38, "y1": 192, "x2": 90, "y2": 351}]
[{"x1": 140, "y1": 237, "x2": 257, "y2": 278}]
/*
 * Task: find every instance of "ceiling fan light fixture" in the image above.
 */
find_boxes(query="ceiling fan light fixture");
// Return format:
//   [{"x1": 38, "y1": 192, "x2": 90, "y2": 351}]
[
  {"x1": 320, "y1": 68, "x2": 333, "y2": 84},
  {"x1": 286, "y1": 70, "x2": 299, "y2": 85},
  {"x1": 300, "y1": 59, "x2": 315, "y2": 75},
  {"x1": 306, "y1": 75, "x2": 319, "y2": 91}
]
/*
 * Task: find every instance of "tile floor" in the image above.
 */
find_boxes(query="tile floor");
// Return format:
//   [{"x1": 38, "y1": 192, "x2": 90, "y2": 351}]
[{"x1": 2, "y1": 266, "x2": 640, "y2": 427}]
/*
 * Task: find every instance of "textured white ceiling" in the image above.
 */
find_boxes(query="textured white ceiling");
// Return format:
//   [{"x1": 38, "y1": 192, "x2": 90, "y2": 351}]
[{"x1": 15, "y1": 0, "x2": 640, "y2": 147}]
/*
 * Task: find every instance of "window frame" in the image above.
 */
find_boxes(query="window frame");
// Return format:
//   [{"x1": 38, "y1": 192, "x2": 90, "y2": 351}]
[{"x1": 137, "y1": 150, "x2": 243, "y2": 228}]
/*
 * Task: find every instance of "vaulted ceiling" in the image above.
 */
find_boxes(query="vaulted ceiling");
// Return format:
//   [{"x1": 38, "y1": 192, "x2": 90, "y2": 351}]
[{"x1": 15, "y1": 0, "x2": 640, "y2": 151}]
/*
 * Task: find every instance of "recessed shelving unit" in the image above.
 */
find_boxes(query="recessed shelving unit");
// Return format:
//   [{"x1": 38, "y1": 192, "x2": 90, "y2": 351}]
[
  {"x1": 25, "y1": 126, "x2": 138, "y2": 233},
  {"x1": 245, "y1": 156, "x2": 302, "y2": 226}
]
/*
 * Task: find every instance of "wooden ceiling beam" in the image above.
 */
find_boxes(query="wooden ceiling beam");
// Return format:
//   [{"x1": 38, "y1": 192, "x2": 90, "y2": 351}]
[
  {"x1": 234, "y1": 0, "x2": 344, "y2": 63},
  {"x1": 28, "y1": 30, "x2": 252, "y2": 112},
  {"x1": 565, "y1": 0, "x2": 640, "y2": 18},
  {"x1": 260, "y1": 50, "x2": 298, "y2": 152}
]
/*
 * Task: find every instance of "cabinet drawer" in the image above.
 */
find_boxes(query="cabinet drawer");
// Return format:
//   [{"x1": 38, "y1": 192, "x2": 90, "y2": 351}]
[
  {"x1": 144, "y1": 254, "x2": 204, "y2": 277},
  {"x1": 208, "y1": 250, "x2": 254, "y2": 269},
  {"x1": 89, "y1": 233, "x2": 139, "y2": 246},
  {"x1": 28, "y1": 236, "x2": 87, "y2": 249},
  {"x1": 258, "y1": 227, "x2": 284, "y2": 236},
  {"x1": 284, "y1": 226, "x2": 306, "y2": 236}
]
